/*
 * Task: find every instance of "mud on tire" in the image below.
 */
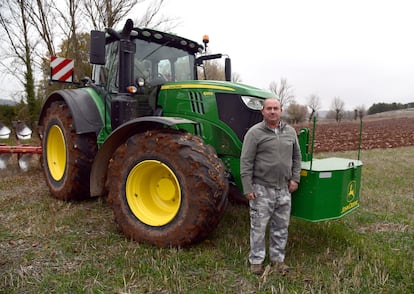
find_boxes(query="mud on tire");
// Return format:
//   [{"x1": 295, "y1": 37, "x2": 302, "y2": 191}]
[
  {"x1": 41, "y1": 101, "x2": 97, "y2": 200},
  {"x1": 106, "y1": 129, "x2": 229, "y2": 247}
]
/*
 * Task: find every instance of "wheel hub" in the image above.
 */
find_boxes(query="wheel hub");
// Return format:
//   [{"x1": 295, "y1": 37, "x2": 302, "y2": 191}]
[
  {"x1": 126, "y1": 160, "x2": 181, "y2": 226},
  {"x1": 156, "y1": 178, "x2": 176, "y2": 201},
  {"x1": 46, "y1": 125, "x2": 66, "y2": 181}
]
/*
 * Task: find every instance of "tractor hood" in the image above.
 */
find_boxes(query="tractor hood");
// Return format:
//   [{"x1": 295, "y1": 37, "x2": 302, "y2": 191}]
[{"x1": 160, "y1": 80, "x2": 274, "y2": 99}]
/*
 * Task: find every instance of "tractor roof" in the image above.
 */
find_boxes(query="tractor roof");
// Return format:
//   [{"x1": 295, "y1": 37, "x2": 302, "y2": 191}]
[{"x1": 105, "y1": 27, "x2": 204, "y2": 56}]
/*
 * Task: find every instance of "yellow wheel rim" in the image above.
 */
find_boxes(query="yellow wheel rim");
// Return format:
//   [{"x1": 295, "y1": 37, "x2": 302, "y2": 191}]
[
  {"x1": 126, "y1": 160, "x2": 181, "y2": 226},
  {"x1": 46, "y1": 125, "x2": 67, "y2": 181}
]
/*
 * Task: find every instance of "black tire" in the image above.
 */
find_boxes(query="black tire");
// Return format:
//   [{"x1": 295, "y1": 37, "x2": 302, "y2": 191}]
[
  {"x1": 106, "y1": 129, "x2": 229, "y2": 247},
  {"x1": 41, "y1": 101, "x2": 97, "y2": 200}
]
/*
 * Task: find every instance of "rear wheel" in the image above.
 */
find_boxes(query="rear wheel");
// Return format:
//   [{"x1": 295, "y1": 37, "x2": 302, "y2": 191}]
[
  {"x1": 106, "y1": 129, "x2": 228, "y2": 247},
  {"x1": 41, "y1": 101, "x2": 97, "y2": 200}
]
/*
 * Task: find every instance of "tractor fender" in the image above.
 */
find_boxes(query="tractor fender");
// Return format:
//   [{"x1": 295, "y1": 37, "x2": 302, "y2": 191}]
[
  {"x1": 90, "y1": 116, "x2": 197, "y2": 197},
  {"x1": 38, "y1": 89, "x2": 103, "y2": 135}
]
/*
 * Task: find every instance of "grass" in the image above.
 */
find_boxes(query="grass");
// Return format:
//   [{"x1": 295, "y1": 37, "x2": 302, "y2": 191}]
[{"x1": 0, "y1": 147, "x2": 413, "y2": 293}]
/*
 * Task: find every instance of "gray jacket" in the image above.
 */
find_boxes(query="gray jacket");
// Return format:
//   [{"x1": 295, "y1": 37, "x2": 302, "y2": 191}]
[{"x1": 240, "y1": 121, "x2": 302, "y2": 194}]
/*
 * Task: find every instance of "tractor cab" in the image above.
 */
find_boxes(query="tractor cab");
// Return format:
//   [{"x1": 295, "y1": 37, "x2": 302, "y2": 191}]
[{"x1": 89, "y1": 22, "x2": 231, "y2": 130}]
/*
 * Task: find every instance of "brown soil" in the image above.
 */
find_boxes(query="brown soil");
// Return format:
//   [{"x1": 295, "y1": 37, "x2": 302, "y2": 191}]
[{"x1": 295, "y1": 117, "x2": 414, "y2": 153}]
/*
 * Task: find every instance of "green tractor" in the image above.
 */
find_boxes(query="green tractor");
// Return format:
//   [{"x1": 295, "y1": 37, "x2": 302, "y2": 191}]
[{"x1": 38, "y1": 19, "x2": 362, "y2": 247}]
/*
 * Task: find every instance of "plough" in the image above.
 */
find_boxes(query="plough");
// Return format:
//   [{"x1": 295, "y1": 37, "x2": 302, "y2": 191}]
[{"x1": 0, "y1": 121, "x2": 42, "y2": 171}]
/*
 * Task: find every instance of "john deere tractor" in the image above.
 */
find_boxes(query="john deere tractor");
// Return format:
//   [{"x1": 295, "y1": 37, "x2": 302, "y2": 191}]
[
  {"x1": 38, "y1": 19, "x2": 362, "y2": 247},
  {"x1": 38, "y1": 19, "x2": 275, "y2": 247}
]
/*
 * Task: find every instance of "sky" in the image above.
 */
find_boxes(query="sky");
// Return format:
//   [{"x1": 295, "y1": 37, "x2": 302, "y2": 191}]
[
  {"x1": 2, "y1": 0, "x2": 414, "y2": 111},
  {"x1": 160, "y1": 0, "x2": 414, "y2": 110}
]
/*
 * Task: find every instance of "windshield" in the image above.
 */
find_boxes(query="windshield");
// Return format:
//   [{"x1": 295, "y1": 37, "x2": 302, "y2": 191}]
[{"x1": 133, "y1": 39, "x2": 195, "y2": 84}]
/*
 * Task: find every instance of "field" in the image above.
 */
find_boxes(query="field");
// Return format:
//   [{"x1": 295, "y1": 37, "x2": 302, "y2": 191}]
[
  {"x1": 0, "y1": 115, "x2": 413, "y2": 293},
  {"x1": 295, "y1": 110, "x2": 414, "y2": 153}
]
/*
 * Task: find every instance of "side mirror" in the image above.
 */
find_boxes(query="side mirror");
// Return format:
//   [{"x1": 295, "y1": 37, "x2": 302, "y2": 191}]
[{"x1": 90, "y1": 30, "x2": 106, "y2": 65}]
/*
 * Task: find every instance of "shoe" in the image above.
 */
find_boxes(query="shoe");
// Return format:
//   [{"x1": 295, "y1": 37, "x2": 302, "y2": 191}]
[
  {"x1": 250, "y1": 264, "x2": 264, "y2": 275},
  {"x1": 270, "y1": 261, "x2": 290, "y2": 275}
]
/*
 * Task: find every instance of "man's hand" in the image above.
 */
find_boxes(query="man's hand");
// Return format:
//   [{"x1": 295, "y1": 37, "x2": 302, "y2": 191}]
[
  {"x1": 288, "y1": 180, "x2": 299, "y2": 193},
  {"x1": 245, "y1": 192, "x2": 256, "y2": 200}
]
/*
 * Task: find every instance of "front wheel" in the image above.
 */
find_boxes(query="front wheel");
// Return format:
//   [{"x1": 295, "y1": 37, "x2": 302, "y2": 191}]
[{"x1": 106, "y1": 129, "x2": 228, "y2": 247}]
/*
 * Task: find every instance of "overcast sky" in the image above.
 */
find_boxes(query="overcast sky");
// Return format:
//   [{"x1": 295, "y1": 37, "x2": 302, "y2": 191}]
[
  {"x1": 162, "y1": 0, "x2": 414, "y2": 110},
  {"x1": 2, "y1": 0, "x2": 414, "y2": 111}
]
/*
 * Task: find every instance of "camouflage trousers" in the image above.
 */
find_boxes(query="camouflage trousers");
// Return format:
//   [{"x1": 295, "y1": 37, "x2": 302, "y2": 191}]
[{"x1": 249, "y1": 183, "x2": 291, "y2": 265}]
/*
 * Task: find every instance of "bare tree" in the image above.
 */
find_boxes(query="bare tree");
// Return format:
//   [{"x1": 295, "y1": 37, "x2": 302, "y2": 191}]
[
  {"x1": 81, "y1": 0, "x2": 174, "y2": 30},
  {"x1": 269, "y1": 78, "x2": 295, "y2": 109},
  {"x1": 81, "y1": 0, "x2": 139, "y2": 30},
  {"x1": 26, "y1": 0, "x2": 56, "y2": 57},
  {"x1": 231, "y1": 72, "x2": 242, "y2": 83},
  {"x1": 137, "y1": 0, "x2": 177, "y2": 30},
  {"x1": 0, "y1": 0, "x2": 39, "y2": 122},
  {"x1": 355, "y1": 105, "x2": 366, "y2": 120},
  {"x1": 50, "y1": 0, "x2": 84, "y2": 82},
  {"x1": 198, "y1": 60, "x2": 225, "y2": 81},
  {"x1": 286, "y1": 103, "x2": 308, "y2": 124},
  {"x1": 197, "y1": 59, "x2": 241, "y2": 82},
  {"x1": 330, "y1": 96, "x2": 345, "y2": 123},
  {"x1": 307, "y1": 94, "x2": 321, "y2": 122}
]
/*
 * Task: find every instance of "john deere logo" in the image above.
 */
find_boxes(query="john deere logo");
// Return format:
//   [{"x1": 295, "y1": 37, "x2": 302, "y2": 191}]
[{"x1": 347, "y1": 180, "x2": 357, "y2": 202}]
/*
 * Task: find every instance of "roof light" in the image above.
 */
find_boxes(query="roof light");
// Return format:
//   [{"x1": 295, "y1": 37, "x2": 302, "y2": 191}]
[{"x1": 203, "y1": 35, "x2": 209, "y2": 44}]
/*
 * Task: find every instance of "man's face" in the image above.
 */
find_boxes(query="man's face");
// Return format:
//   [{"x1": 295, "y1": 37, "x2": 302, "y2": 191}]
[{"x1": 261, "y1": 99, "x2": 282, "y2": 125}]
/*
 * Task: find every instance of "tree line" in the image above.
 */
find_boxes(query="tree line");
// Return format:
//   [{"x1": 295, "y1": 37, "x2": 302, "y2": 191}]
[
  {"x1": 0, "y1": 1, "x2": 411, "y2": 126},
  {"x1": 266, "y1": 78, "x2": 369, "y2": 124},
  {"x1": 0, "y1": 0, "x2": 170, "y2": 125},
  {"x1": 367, "y1": 102, "x2": 412, "y2": 115}
]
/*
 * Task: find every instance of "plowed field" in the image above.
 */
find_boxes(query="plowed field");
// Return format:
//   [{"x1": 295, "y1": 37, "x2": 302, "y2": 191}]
[{"x1": 295, "y1": 116, "x2": 414, "y2": 153}]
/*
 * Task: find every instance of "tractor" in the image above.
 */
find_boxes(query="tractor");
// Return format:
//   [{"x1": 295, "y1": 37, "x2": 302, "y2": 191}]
[{"x1": 37, "y1": 19, "x2": 362, "y2": 247}]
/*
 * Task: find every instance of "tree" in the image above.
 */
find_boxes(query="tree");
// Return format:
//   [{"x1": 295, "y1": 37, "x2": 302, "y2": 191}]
[
  {"x1": 330, "y1": 96, "x2": 345, "y2": 123},
  {"x1": 367, "y1": 102, "x2": 405, "y2": 115},
  {"x1": 26, "y1": 0, "x2": 56, "y2": 57},
  {"x1": 0, "y1": 0, "x2": 185, "y2": 125},
  {"x1": 197, "y1": 59, "x2": 242, "y2": 82},
  {"x1": 231, "y1": 72, "x2": 242, "y2": 83},
  {"x1": 286, "y1": 103, "x2": 308, "y2": 124},
  {"x1": 199, "y1": 60, "x2": 225, "y2": 81},
  {"x1": 0, "y1": 104, "x2": 18, "y2": 126},
  {"x1": 81, "y1": 0, "x2": 175, "y2": 31},
  {"x1": 136, "y1": 0, "x2": 177, "y2": 30},
  {"x1": 355, "y1": 105, "x2": 366, "y2": 120},
  {"x1": 307, "y1": 94, "x2": 321, "y2": 122},
  {"x1": 82, "y1": 0, "x2": 139, "y2": 29},
  {"x1": 269, "y1": 78, "x2": 295, "y2": 109},
  {"x1": 0, "y1": 0, "x2": 39, "y2": 123}
]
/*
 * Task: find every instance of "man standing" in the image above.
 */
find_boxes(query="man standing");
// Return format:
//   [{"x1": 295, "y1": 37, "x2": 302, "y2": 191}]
[{"x1": 240, "y1": 98, "x2": 301, "y2": 275}]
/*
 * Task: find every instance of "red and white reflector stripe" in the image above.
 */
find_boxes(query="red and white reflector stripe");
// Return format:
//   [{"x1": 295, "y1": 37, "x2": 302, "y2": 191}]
[{"x1": 50, "y1": 56, "x2": 74, "y2": 82}]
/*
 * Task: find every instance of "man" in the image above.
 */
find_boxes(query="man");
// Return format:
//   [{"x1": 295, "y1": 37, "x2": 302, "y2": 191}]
[{"x1": 240, "y1": 98, "x2": 301, "y2": 275}]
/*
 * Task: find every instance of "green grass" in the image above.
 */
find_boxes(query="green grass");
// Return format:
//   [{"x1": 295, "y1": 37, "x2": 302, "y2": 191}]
[{"x1": 0, "y1": 147, "x2": 413, "y2": 293}]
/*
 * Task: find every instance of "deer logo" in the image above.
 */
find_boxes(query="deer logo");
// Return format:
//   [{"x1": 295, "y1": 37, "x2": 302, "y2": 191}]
[{"x1": 347, "y1": 180, "x2": 357, "y2": 202}]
